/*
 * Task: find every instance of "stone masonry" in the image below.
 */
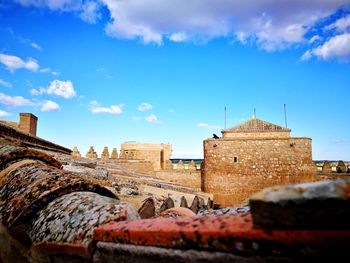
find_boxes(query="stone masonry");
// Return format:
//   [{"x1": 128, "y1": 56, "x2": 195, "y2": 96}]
[
  {"x1": 202, "y1": 117, "x2": 316, "y2": 207},
  {"x1": 111, "y1": 147, "x2": 118, "y2": 159},
  {"x1": 86, "y1": 146, "x2": 98, "y2": 160},
  {"x1": 19, "y1": 113, "x2": 37, "y2": 136},
  {"x1": 101, "y1": 146, "x2": 110, "y2": 160},
  {"x1": 120, "y1": 142, "x2": 172, "y2": 171}
]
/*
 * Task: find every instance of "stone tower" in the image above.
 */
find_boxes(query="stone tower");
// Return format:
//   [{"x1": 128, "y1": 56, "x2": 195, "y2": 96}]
[
  {"x1": 19, "y1": 113, "x2": 37, "y2": 136},
  {"x1": 202, "y1": 117, "x2": 315, "y2": 207}
]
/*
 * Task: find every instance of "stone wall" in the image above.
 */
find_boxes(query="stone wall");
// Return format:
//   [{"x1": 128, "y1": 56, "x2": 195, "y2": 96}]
[
  {"x1": 0, "y1": 122, "x2": 71, "y2": 154},
  {"x1": 19, "y1": 113, "x2": 37, "y2": 136},
  {"x1": 114, "y1": 159, "x2": 156, "y2": 175},
  {"x1": 222, "y1": 131, "x2": 290, "y2": 139},
  {"x1": 155, "y1": 170, "x2": 201, "y2": 189},
  {"x1": 120, "y1": 142, "x2": 172, "y2": 170},
  {"x1": 202, "y1": 137, "x2": 316, "y2": 207}
]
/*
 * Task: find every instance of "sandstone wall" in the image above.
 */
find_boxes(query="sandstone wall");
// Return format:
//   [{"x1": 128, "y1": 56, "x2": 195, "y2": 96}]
[
  {"x1": 155, "y1": 170, "x2": 201, "y2": 189},
  {"x1": 222, "y1": 131, "x2": 290, "y2": 139},
  {"x1": 114, "y1": 159, "x2": 156, "y2": 175},
  {"x1": 19, "y1": 113, "x2": 37, "y2": 136},
  {"x1": 120, "y1": 142, "x2": 172, "y2": 171},
  {"x1": 202, "y1": 137, "x2": 316, "y2": 207}
]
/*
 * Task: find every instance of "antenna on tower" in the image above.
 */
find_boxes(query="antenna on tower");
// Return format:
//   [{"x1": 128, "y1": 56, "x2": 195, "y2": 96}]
[
  {"x1": 253, "y1": 108, "x2": 256, "y2": 119},
  {"x1": 224, "y1": 106, "x2": 227, "y2": 129},
  {"x1": 284, "y1": 104, "x2": 288, "y2": 128}
]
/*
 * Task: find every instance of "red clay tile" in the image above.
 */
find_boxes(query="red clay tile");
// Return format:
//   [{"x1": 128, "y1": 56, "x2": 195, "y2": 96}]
[{"x1": 94, "y1": 212, "x2": 350, "y2": 256}]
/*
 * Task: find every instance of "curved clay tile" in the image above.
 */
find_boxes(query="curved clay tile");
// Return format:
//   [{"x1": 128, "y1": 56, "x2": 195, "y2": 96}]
[
  {"x1": 0, "y1": 161, "x2": 117, "y2": 228},
  {"x1": 138, "y1": 197, "x2": 155, "y2": 219},
  {"x1": 0, "y1": 145, "x2": 61, "y2": 170},
  {"x1": 159, "y1": 207, "x2": 196, "y2": 219},
  {"x1": 159, "y1": 197, "x2": 175, "y2": 213},
  {"x1": 27, "y1": 191, "x2": 139, "y2": 258}
]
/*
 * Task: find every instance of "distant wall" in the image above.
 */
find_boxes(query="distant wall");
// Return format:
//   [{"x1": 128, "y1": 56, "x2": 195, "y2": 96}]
[
  {"x1": 120, "y1": 142, "x2": 172, "y2": 171},
  {"x1": 202, "y1": 137, "x2": 316, "y2": 207},
  {"x1": 155, "y1": 170, "x2": 201, "y2": 189},
  {"x1": 114, "y1": 159, "x2": 156, "y2": 175}
]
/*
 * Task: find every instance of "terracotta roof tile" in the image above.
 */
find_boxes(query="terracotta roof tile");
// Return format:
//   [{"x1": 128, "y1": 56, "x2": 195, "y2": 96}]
[{"x1": 223, "y1": 118, "x2": 290, "y2": 133}]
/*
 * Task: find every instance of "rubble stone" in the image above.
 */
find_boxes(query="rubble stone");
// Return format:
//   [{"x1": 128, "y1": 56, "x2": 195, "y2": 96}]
[{"x1": 249, "y1": 179, "x2": 350, "y2": 229}]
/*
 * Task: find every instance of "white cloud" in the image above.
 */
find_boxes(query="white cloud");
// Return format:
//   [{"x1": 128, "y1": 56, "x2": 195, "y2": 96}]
[
  {"x1": 30, "y1": 87, "x2": 46, "y2": 95},
  {"x1": 0, "y1": 54, "x2": 39, "y2": 72},
  {"x1": 302, "y1": 33, "x2": 350, "y2": 62},
  {"x1": 197, "y1": 122, "x2": 221, "y2": 131},
  {"x1": 31, "y1": 42, "x2": 42, "y2": 50},
  {"x1": 132, "y1": 116, "x2": 141, "y2": 121},
  {"x1": 13, "y1": 0, "x2": 350, "y2": 52},
  {"x1": 15, "y1": 0, "x2": 101, "y2": 23},
  {"x1": 39, "y1": 67, "x2": 51, "y2": 73},
  {"x1": 0, "y1": 78, "x2": 12, "y2": 88},
  {"x1": 0, "y1": 92, "x2": 34, "y2": 107},
  {"x1": 309, "y1": 35, "x2": 321, "y2": 44},
  {"x1": 325, "y1": 15, "x2": 350, "y2": 33},
  {"x1": 138, "y1": 102, "x2": 153, "y2": 111},
  {"x1": 31, "y1": 80, "x2": 76, "y2": 99},
  {"x1": 145, "y1": 114, "x2": 161, "y2": 124},
  {"x1": 89, "y1": 100, "x2": 123, "y2": 114},
  {"x1": 47, "y1": 80, "x2": 76, "y2": 98},
  {"x1": 79, "y1": 0, "x2": 101, "y2": 24},
  {"x1": 168, "y1": 109, "x2": 176, "y2": 113},
  {"x1": 52, "y1": 71, "x2": 60, "y2": 76},
  {"x1": 41, "y1": 100, "x2": 60, "y2": 112},
  {"x1": 300, "y1": 50, "x2": 312, "y2": 61},
  {"x1": 101, "y1": 0, "x2": 349, "y2": 49},
  {"x1": 14, "y1": 0, "x2": 79, "y2": 10},
  {"x1": 0, "y1": 110, "x2": 11, "y2": 117},
  {"x1": 169, "y1": 32, "x2": 187, "y2": 42}
]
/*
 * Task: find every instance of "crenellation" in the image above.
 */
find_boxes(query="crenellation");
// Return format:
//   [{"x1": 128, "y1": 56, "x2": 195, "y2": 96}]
[
  {"x1": 86, "y1": 146, "x2": 98, "y2": 160},
  {"x1": 71, "y1": 146, "x2": 81, "y2": 158},
  {"x1": 110, "y1": 147, "x2": 118, "y2": 159},
  {"x1": 101, "y1": 146, "x2": 110, "y2": 160}
]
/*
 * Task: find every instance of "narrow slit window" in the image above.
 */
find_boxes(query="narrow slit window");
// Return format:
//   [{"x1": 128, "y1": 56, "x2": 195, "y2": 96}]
[{"x1": 233, "y1": 156, "x2": 238, "y2": 163}]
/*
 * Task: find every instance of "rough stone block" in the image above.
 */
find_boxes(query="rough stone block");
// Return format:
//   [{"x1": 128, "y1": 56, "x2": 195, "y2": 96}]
[
  {"x1": 249, "y1": 179, "x2": 350, "y2": 229},
  {"x1": 93, "y1": 242, "x2": 261, "y2": 263}
]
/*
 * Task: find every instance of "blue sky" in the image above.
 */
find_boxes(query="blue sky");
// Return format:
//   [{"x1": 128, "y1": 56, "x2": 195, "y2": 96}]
[{"x1": 0, "y1": 0, "x2": 350, "y2": 160}]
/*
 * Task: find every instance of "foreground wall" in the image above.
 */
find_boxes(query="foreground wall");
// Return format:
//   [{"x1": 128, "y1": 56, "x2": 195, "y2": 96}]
[{"x1": 202, "y1": 137, "x2": 316, "y2": 207}]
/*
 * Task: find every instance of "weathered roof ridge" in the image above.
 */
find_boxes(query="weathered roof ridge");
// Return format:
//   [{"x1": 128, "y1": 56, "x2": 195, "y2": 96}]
[
  {"x1": 0, "y1": 122, "x2": 71, "y2": 154},
  {"x1": 222, "y1": 118, "x2": 291, "y2": 133}
]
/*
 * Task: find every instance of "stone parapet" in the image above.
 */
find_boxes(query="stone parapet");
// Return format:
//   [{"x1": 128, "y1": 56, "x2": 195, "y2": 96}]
[{"x1": 0, "y1": 122, "x2": 71, "y2": 154}]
